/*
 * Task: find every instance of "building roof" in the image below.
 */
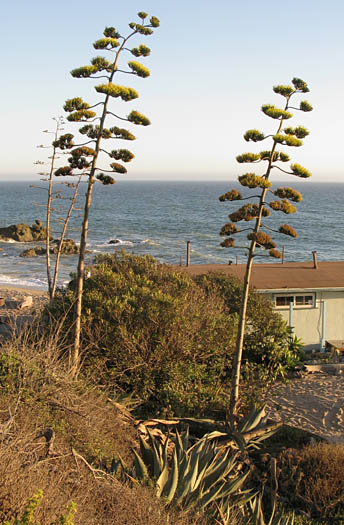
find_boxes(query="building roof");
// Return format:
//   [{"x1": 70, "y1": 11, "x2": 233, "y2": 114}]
[{"x1": 175, "y1": 260, "x2": 344, "y2": 291}]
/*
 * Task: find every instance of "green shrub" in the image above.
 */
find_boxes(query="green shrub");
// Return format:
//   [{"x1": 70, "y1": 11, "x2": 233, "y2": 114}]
[
  {"x1": 47, "y1": 253, "x2": 235, "y2": 416},
  {"x1": 195, "y1": 273, "x2": 301, "y2": 380},
  {"x1": 47, "y1": 253, "x2": 297, "y2": 416}
]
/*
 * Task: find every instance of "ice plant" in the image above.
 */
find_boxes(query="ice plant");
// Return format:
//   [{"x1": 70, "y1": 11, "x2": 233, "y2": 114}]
[
  {"x1": 54, "y1": 12, "x2": 160, "y2": 375},
  {"x1": 219, "y1": 78, "x2": 313, "y2": 423}
]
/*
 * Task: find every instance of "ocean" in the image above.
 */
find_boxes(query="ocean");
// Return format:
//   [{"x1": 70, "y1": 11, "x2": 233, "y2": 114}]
[{"x1": 0, "y1": 180, "x2": 343, "y2": 290}]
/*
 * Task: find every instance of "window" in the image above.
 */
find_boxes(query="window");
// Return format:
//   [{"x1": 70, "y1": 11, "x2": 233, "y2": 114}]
[{"x1": 275, "y1": 294, "x2": 315, "y2": 308}]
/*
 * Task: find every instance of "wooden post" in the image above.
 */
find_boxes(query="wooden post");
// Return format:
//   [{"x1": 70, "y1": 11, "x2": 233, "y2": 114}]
[
  {"x1": 312, "y1": 250, "x2": 318, "y2": 269},
  {"x1": 186, "y1": 241, "x2": 191, "y2": 267},
  {"x1": 236, "y1": 256, "x2": 238, "y2": 265},
  {"x1": 179, "y1": 256, "x2": 182, "y2": 267}
]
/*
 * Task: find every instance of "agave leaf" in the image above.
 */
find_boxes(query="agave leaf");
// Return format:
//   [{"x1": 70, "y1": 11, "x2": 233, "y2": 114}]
[
  {"x1": 203, "y1": 430, "x2": 228, "y2": 441},
  {"x1": 181, "y1": 426, "x2": 189, "y2": 450},
  {"x1": 156, "y1": 460, "x2": 169, "y2": 498},
  {"x1": 232, "y1": 430, "x2": 247, "y2": 452},
  {"x1": 202, "y1": 449, "x2": 237, "y2": 489},
  {"x1": 146, "y1": 428, "x2": 163, "y2": 478},
  {"x1": 197, "y1": 479, "x2": 227, "y2": 509},
  {"x1": 238, "y1": 406, "x2": 266, "y2": 433},
  {"x1": 161, "y1": 447, "x2": 179, "y2": 504},
  {"x1": 219, "y1": 470, "x2": 250, "y2": 498},
  {"x1": 175, "y1": 429, "x2": 184, "y2": 464},
  {"x1": 139, "y1": 435, "x2": 154, "y2": 472},
  {"x1": 174, "y1": 455, "x2": 192, "y2": 505},
  {"x1": 218, "y1": 490, "x2": 258, "y2": 519},
  {"x1": 132, "y1": 449, "x2": 149, "y2": 480}
]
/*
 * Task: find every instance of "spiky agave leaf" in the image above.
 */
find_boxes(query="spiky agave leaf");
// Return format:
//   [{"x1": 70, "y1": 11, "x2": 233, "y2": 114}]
[{"x1": 238, "y1": 406, "x2": 266, "y2": 433}]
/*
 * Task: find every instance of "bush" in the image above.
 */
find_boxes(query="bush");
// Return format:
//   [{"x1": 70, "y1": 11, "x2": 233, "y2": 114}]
[
  {"x1": 278, "y1": 442, "x2": 344, "y2": 519},
  {"x1": 195, "y1": 273, "x2": 300, "y2": 370},
  {"x1": 47, "y1": 253, "x2": 297, "y2": 416},
  {"x1": 48, "y1": 253, "x2": 235, "y2": 416}
]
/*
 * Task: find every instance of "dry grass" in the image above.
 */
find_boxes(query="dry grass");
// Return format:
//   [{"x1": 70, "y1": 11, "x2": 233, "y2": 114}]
[
  {"x1": 0, "y1": 328, "x2": 208, "y2": 524},
  {"x1": 278, "y1": 442, "x2": 344, "y2": 519}
]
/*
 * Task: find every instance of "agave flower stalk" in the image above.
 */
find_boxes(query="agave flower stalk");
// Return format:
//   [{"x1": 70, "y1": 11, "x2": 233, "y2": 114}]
[
  {"x1": 53, "y1": 12, "x2": 160, "y2": 376},
  {"x1": 219, "y1": 78, "x2": 313, "y2": 423}
]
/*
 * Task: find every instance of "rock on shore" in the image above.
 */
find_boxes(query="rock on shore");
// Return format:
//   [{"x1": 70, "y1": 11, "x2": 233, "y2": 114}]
[
  {"x1": 0, "y1": 220, "x2": 49, "y2": 242},
  {"x1": 20, "y1": 238, "x2": 79, "y2": 257}
]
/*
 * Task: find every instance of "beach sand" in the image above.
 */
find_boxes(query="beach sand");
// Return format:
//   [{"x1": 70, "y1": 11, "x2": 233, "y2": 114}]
[
  {"x1": 0, "y1": 285, "x2": 49, "y2": 338},
  {"x1": 266, "y1": 373, "x2": 344, "y2": 444}
]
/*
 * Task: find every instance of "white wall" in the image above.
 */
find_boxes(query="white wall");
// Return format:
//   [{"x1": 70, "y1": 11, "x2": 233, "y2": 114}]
[{"x1": 262, "y1": 290, "x2": 344, "y2": 350}]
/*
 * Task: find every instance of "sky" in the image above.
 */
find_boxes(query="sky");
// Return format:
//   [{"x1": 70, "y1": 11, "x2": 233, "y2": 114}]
[{"x1": 1, "y1": 0, "x2": 343, "y2": 181}]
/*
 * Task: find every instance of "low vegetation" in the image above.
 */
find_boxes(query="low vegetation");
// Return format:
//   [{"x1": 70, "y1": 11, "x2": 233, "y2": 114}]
[
  {"x1": 1, "y1": 253, "x2": 342, "y2": 523},
  {"x1": 46, "y1": 253, "x2": 299, "y2": 417}
]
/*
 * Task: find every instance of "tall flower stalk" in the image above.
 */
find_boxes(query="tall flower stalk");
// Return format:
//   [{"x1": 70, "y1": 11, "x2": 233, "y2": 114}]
[
  {"x1": 53, "y1": 12, "x2": 160, "y2": 376},
  {"x1": 219, "y1": 78, "x2": 313, "y2": 423}
]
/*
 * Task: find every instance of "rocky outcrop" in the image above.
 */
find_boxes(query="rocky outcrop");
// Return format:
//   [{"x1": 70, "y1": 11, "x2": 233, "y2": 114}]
[
  {"x1": 20, "y1": 238, "x2": 79, "y2": 257},
  {"x1": 0, "y1": 220, "x2": 49, "y2": 242},
  {"x1": 51, "y1": 238, "x2": 79, "y2": 255}
]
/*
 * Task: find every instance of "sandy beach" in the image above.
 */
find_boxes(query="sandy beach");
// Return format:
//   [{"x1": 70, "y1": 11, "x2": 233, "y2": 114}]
[
  {"x1": 266, "y1": 373, "x2": 344, "y2": 444},
  {"x1": 0, "y1": 285, "x2": 48, "y2": 339}
]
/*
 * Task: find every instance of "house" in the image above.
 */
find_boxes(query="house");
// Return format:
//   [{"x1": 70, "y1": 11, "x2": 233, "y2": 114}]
[{"x1": 179, "y1": 260, "x2": 344, "y2": 351}]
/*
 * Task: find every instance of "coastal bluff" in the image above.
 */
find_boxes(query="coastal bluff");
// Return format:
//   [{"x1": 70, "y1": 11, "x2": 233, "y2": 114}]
[{"x1": 0, "y1": 220, "x2": 49, "y2": 242}]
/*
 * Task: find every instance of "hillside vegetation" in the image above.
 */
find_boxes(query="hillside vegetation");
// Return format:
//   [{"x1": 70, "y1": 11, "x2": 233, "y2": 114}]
[{"x1": 2, "y1": 254, "x2": 342, "y2": 523}]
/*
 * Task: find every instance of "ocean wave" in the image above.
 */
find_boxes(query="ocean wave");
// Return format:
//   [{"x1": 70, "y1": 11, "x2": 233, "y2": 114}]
[
  {"x1": 0, "y1": 238, "x2": 18, "y2": 244},
  {"x1": 0, "y1": 273, "x2": 48, "y2": 290},
  {"x1": 91, "y1": 238, "x2": 156, "y2": 248}
]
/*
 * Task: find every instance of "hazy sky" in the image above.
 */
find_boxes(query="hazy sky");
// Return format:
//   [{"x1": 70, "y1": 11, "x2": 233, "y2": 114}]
[{"x1": 1, "y1": 0, "x2": 343, "y2": 181}]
